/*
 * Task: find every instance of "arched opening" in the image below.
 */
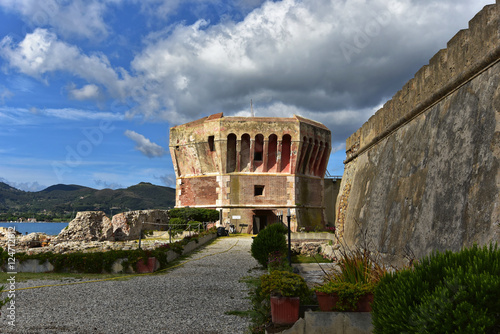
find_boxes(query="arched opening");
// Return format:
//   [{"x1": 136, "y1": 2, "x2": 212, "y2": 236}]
[
  {"x1": 281, "y1": 134, "x2": 291, "y2": 173},
  {"x1": 226, "y1": 133, "x2": 237, "y2": 173},
  {"x1": 318, "y1": 142, "x2": 330, "y2": 177},
  {"x1": 308, "y1": 139, "x2": 319, "y2": 175},
  {"x1": 240, "y1": 134, "x2": 251, "y2": 172},
  {"x1": 300, "y1": 137, "x2": 313, "y2": 174},
  {"x1": 267, "y1": 134, "x2": 278, "y2": 172},
  {"x1": 254, "y1": 134, "x2": 264, "y2": 171}
]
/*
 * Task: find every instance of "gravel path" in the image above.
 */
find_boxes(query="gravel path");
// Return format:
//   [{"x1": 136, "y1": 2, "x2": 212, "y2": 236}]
[{"x1": 1, "y1": 236, "x2": 264, "y2": 334}]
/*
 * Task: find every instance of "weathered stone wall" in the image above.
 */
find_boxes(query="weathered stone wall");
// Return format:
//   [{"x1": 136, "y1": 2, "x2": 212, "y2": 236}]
[
  {"x1": 337, "y1": 3, "x2": 500, "y2": 264},
  {"x1": 111, "y1": 209, "x2": 170, "y2": 241},
  {"x1": 178, "y1": 176, "x2": 218, "y2": 207},
  {"x1": 324, "y1": 178, "x2": 342, "y2": 227},
  {"x1": 170, "y1": 114, "x2": 332, "y2": 232}
]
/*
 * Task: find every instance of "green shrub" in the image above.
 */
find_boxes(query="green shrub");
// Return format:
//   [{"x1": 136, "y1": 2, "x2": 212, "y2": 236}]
[
  {"x1": 268, "y1": 251, "x2": 292, "y2": 272},
  {"x1": 260, "y1": 270, "x2": 310, "y2": 299},
  {"x1": 169, "y1": 208, "x2": 219, "y2": 223},
  {"x1": 315, "y1": 281, "x2": 375, "y2": 311},
  {"x1": 372, "y1": 243, "x2": 500, "y2": 334},
  {"x1": 250, "y1": 223, "x2": 288, "y2": 268},
  {"x1": 0, "y1": 229, "x2": 217, "y2": 274},
  {"x1": 241, "y1": 275, "x2": 271, "y2": 333},
  {"x1": 0, "y1": 285, "x2": 12, "y2": 309}
]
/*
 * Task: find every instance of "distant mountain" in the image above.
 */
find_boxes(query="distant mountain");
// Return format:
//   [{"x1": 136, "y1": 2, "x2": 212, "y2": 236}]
[
  {"x1": 41, "y1": 184, "x2": 93, "y2": 193},
  {"x1": 0, "y1": 182, "x2": 176, "y2": 220}
]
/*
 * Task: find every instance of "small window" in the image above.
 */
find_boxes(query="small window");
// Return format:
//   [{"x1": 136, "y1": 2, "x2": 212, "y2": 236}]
[
  {"x1": 254, "y1": 152, "x2": 263, "y2": 161},
  {"x1": 254, "y1": 185, "x2": 264, "y2": 196},
  {"x1": 208, "y1": 136, "x2": 215, "y2": 151}
]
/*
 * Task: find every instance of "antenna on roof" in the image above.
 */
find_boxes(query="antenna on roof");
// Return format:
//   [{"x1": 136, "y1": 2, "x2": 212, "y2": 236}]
[{"x1": 250, "y1": 99, "x2": 254, "y2": 117}]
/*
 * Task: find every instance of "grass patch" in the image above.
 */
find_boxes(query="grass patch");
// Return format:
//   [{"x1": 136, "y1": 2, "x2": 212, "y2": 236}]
[
  {"x1": 0, "y1": 271, "x2": 135, "y2": 283},
  {"x1": 292, "y1": 254, "x2": 332, "y2": 263}
]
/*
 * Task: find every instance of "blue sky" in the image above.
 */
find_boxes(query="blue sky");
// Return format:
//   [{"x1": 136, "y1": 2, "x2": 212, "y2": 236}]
[{"x1": 0, "y1": 0, "x2": 494, "y2": 191}]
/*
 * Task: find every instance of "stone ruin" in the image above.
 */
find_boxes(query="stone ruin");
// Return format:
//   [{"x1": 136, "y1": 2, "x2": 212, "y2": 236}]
[{"x1": 55, "y1": 209, "x2": 170, "y2": 242}]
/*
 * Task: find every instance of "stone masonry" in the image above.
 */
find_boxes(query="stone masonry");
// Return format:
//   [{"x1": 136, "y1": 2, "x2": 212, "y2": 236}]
[
  {"x1": 169, "y1": 114, "x2": 332, "y2": 233},
  {"x1": 337, "y1": 2, "x2": 500, "y2": 265}
]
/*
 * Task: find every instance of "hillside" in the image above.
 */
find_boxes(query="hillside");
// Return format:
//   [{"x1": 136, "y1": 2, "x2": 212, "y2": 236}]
[{"x1": 0, "y1": 182, "x2": 176, "y2": 221}]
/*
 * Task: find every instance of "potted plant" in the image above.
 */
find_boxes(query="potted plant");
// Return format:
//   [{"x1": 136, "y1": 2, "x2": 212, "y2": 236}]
[
  {"x1": 259, "y1": 270, "x2": 310, "y2": 325},
  {"x1": 315, "y1": 281, "x2": 375, "y2": 312},
  {"x1": 314, "y1": 244, "x2": 386, "y2": 312}
]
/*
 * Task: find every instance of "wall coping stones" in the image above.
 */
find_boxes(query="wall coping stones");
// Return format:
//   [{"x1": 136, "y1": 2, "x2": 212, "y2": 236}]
[
  {"x1": 345, "y1": 3, "x2": 500, "y2": 163},
  {"x1": 1, "y1": 233, "x2": 217, "y2": 274}
]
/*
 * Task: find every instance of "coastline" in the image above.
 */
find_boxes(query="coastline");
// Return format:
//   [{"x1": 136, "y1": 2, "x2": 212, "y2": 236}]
[{"x1": 0, "y1": 222, "x2": 69, "y2": 236}]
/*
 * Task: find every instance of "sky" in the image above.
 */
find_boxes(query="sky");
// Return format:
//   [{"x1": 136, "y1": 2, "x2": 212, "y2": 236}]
[{"x1": 0, "y1": 0, "x2": 494, "y2": 192}]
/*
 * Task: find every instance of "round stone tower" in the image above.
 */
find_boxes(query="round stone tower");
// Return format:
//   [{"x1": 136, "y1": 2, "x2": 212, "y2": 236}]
[{"x1": 169, "y1": 113, "x2": 331, "y2": 233}]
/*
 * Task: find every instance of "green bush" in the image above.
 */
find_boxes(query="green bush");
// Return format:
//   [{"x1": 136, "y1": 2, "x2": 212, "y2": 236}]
[
  {"x1": 250, "y1": 223, "x2": 288, "y2": 268},
  {"x1": 0, "y1": 229, "x2": 217, "y2": 274},
  {"x1": 260, "y1": 270, "x2": 310, "y2": 299},
  {"x1": 372, "y1": 243, "x2": 500, "y2": 334},
  {"x1": 0, "y1": 285, "x2": 12, "y2": 309},
  {"x1": 169, "y1": 208, "x2": 219, "y2": 222},
  {"x1": 241, "y1": 275, "x2": 271, "y2": 333}
]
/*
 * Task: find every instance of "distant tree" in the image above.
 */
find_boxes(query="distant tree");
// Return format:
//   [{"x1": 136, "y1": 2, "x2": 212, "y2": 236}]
[{"x1": 169, "y1": 208, "x2": 219, "y2": 223}]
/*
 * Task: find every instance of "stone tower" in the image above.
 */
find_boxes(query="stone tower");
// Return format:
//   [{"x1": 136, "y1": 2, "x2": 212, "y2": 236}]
[{"x1": 169, "y1": 113, "x2": 331, "y2": 233}]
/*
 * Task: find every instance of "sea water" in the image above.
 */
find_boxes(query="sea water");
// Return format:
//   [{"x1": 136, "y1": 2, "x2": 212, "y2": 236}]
[{"x1": 0, "y1": 222, "x2": 69, "y2": 236}]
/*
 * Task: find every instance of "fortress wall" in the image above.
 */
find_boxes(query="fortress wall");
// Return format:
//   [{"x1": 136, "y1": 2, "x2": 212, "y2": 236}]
[{"x1": 337, "y1": 3, "x2": 500, "y2": 264}]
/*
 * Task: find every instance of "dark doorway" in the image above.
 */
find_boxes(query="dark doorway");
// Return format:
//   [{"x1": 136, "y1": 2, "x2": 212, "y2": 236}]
[
  {"x1": 253, "y1": 215, "x2": 267, "y2": 234},
  {"x1": 252, "y1": 210, "x2": 279, "y2": 234}
]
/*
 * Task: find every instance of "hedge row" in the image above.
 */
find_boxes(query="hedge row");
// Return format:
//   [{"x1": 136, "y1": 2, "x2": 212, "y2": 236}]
[{"x1": 0, "y1": 228, "x2": 216, "y2": 274}]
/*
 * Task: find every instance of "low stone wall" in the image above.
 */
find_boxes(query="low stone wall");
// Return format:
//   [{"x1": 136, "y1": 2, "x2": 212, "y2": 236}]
[
  {"x1": 2, "y1": 233, "x2": 217, "y2": 274},
  {"x1": 290, "y1": 232, "x2": 338, "y2": 260},
  {"x1": 291, "y1": 233, "x2": 336, "y2": 242},
  {"x1": 276, "y1": 311, "x2": 372, "y2": 334}
]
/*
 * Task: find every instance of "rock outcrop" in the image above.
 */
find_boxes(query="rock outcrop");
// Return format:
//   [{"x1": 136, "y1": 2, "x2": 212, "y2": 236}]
[
  {"x1": 55, "y1": 209, "x2": 170, "y2": 242},
  {"x1": 18, "y1": 232, "x2": 52, "y2": 248},
  {"x1": 0, "y1": 227, "x2": 21, "y2": 239},
  {"x1": 111, "y1": 210, "x2": 169, "y2": 241},
  {"x1": 56, "y1": 211, "x2": 112, "y2": 241}
]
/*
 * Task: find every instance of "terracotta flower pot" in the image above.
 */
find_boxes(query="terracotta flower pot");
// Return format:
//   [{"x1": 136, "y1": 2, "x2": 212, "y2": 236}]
[
  {"x1": 316, "y1": 291, "x2": 340, "y2": 311},
  {"x1": 355, "y1": 293, "x2": 374, "y2": 312},
  {"x1": 270, "y1": 296, "x2": 300, "y2": 325},
  {"x1": 315, "y1": 291, "x2": 374, "y2": 312},
  {"x1": 135, "y1": 257, "x2": 157, "y2": 273}
]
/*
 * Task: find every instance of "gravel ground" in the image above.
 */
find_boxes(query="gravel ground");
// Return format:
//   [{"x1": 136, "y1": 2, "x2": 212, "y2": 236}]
[{"x1": 1, "y1": 236, "x2": 264, "y2": 334}]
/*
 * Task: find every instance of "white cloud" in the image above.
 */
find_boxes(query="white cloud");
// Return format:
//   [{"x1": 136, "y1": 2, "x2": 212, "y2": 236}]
[
  {"x1": 133, "y1": 0, "x2": 268, "y2": 23},
  {"x1": 0, "y1": 0, "x2": 493, "y2": 147},
  {"x1": 94, "y1": 178, "x2": 123, "y2": 190},
  {"x1": 0, "y1": 86, "x2": 13, "y2": 104},
  {"x1": 0, "y1": 0, "x2": 112, "y2": 40},
  {"x1": 0, "y1": 29, "x2": 129, "y2": 98},
  {"x1": 127, "y1": 0, "x2": 493, "y2": 141},
  {"x1": 124, "y1": 130, "x2": 166, "y2": 158},
  {"x1": 0, "y1": 106, "x2": 124, "y2": 124},
  {"x1": 0, "y1": 177, "x2": 46, "y2": 192},
  {"x1": 43, "y1": 108, "x2": 124, "y2": 121},
  {"x1": 69, "y1": 84, "x2": 101, "y2": 101},
  {"x1": 156, "y1": 173, "x2": 176, "y2": 187}
]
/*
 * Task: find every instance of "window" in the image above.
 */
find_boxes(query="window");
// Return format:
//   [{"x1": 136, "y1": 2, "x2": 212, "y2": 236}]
[
  {"x1": 227, "y1": 134, "x2": 237, "y2": 173},
  {"x1": 254, "y1": 134, "x2": 264, "y2": 161},
  {"x1": 254, "y1": 185, "x2": 264, "y2": 196},
  {"x1": 208, "y1": 135, "x2": 215, "y2": 151}
]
